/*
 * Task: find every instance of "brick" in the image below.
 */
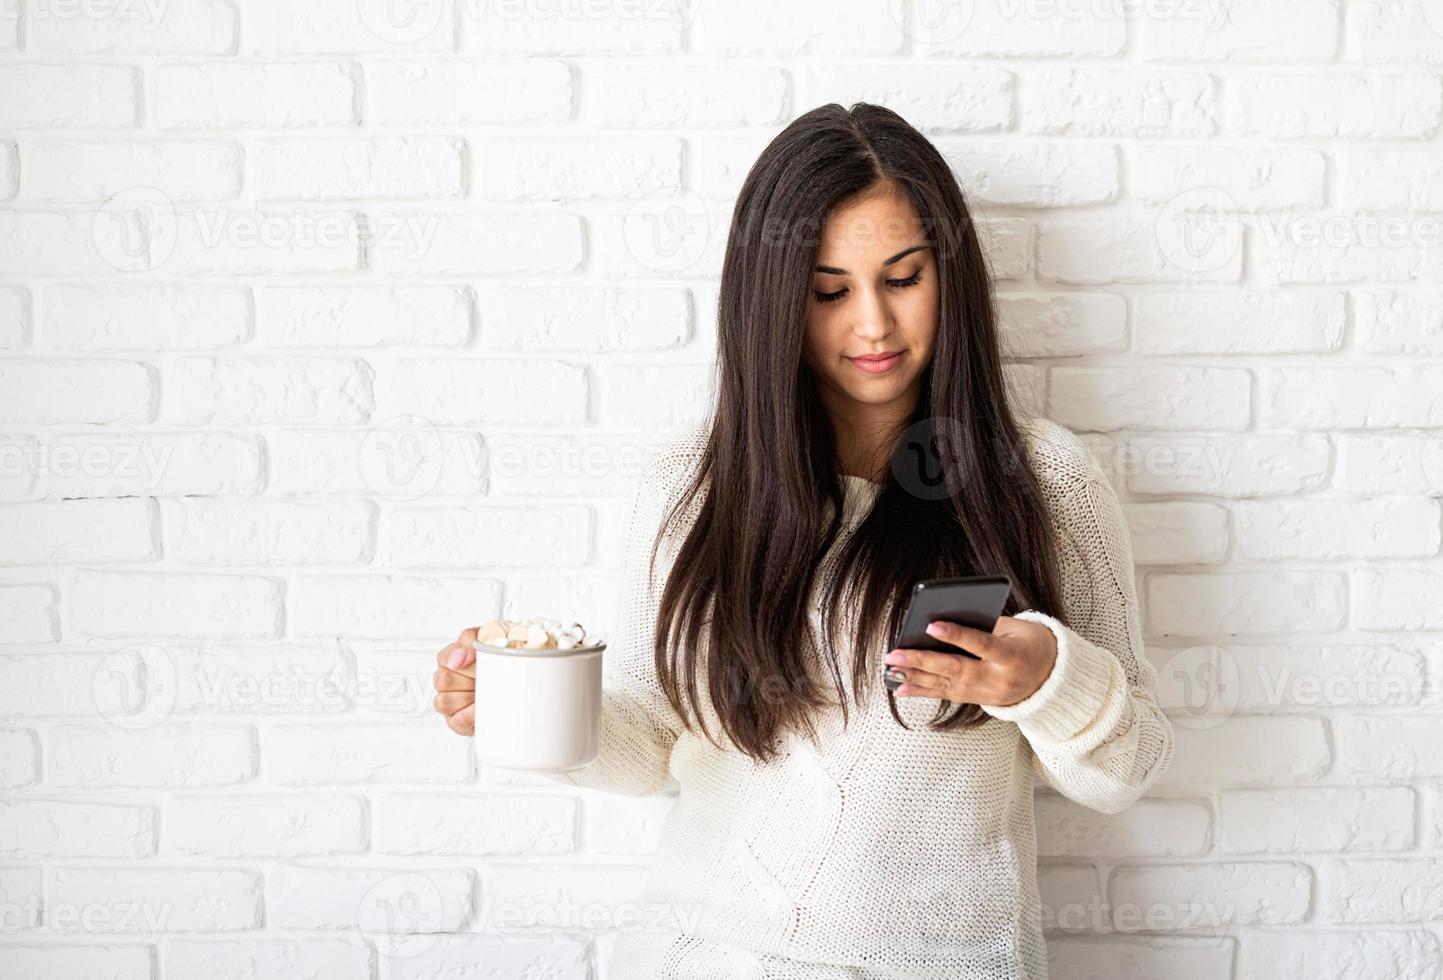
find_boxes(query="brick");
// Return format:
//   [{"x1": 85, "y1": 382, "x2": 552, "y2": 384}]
[
  {"x1": 259, "y1": 285, "x2": 470, "y2": 347},
  {"x1": 254, "y1": 137, "x2": 464, "y2": 200},
  {"x1": 27, "y1": 0, "x2": 236, "y2": 53},
  {"x1": 1355, "y1": 290, "x2": 1443, "y2": 354},
  {"x1": 0, "y1": 729, "x2": 40, "y2": 788},
  {"x1": 691, "y1": 0, "x2": 904, "y2": 55},
  {"x1": 1147, "y1": 572, "x2": 1346, "y2": 635},
  {"x1": 0, "y1": 212, "x2": 139, "y2": 276},
  {"x1": 1038, "y1": 219, "x2": 1242, "y2": 284},
  {"x1": 1324, "y1": 858, "x2": 1443, "y2": 922},
  {"x1": 1123, "y1": 433, "x2": 1329, "y2": 496},
  {"x1": 49, "y1": 867, "x2": 261, "y2": 932},
  {"x1": 1237, "y1": 498, "x2": 1440, "y2": 559},
  {"x1": 1129, "y1": 145, "x2": 1327, "y2": 210},
  {"x1": 265, "y1": 428, "x2": 486, "y2": 497},
  {"x1": 45, "y1": 284, "x2": 250, "y2": 351},
  {"x1": 30, "y1": 432, "x2": 263, "y2": 499},
  {"x1": 1133, "y1": 290, "x2": 1343, "y2": 354},
  {"x1": 939, "y1": 140, "x2": 1119, "y2": 208},
  {"x1": 1355, "y1": 568, "x2": 1443, "y2": 630},
  {"x1": 1228, "y1": 73, "x2": 1443, "y2": 139},
  {"x1": 166, "y1": 209, "x2": 364, "y2": 274},
  {"x1": 477, "y1": 136, "x2": 681, "y2": 200},
  {"x1": 995, "y1": 292, "x2": 1126, "y2": 357},
  {"x1": 165, "y1": 938, "x2": 370, "y2": 979},
  {"x1": 161, "y1": 498, "x2": 375, "y2": 564},
  {"x1": 462, "y1": 0, "x2": 683, "y2": 55},
  {"x1": 384, "y1": 358, "x2": 587, "y2": 425},
  {"x1": 1337, "y1": 432, "x2": 1443, "y2": 497},
  {"x1": 1122, "y1": 502, "x2": 1228, "y2": 565},
  {"x1": 66, "y1": 570, "x2": 283, "y2": 639},
  {"x1": 1262, "y1": 367, "x2": 1443, "y2": 428},
  {"x1": 1020, "y1": 69, "x2": 1216, "y2": 137},
  {"x1": 0, "y1": 359, "x2": 152, "y2": 424},
  {"x1": 479, "y1": 286, "x2": 688, "y2": 352},
  {"x1": 1346, "y1": 2, "x2": 1443, "y2": 63},
  {"x1": 20, "y1": 141, "x2": 242, "y2": 202},
  {"x1": 1340, "y1": 148, "x2": 1443, "y2": 211},
  {"x1": 0, "y1": 800, "x2": 156, "y2": 858},
  {"x1": 0, "y1": 65, "x2": 138, "y2": 128},
  {"x1": 1047, "y1": 366, "x2": 1250, "y2": 431},
  {"x1": 595, "y1": 363, "x2": 714, "y2": 427},
  {"x1": 1238, "y1": 929, "x2": 1440, "y2": 980},
  {"x1": 0, "y1": 946, "x2": 150, "y2": 980},
  {"x1": 1220, "y1": 788, "x2": 1415, "y2": 854},
  {"x1": 0, "y1": 286, "x2": 27, "y2": 348},
  {"x1": 375, "y1": 793, "x2": 576, "y2": 855},
  {"x1": 582, "y1": 66, "x2": 787, "y2": 126},
  {"x1": 49, "y1": 724, "x2": 256, "y2": 787},
  {"x1": 368, "y1": 59, "x2": 572, "y2": 124},
  {"x1": 1036, "y1": 797, "x2": 1210, "y2": 858},
  {"x1": 162, "y1": 357, "x2": 373, "y2": 425},
  {"x1": 385, "y1": 504, "x2": 589, "y2": 567},
  {"x1": 1109, "y1": 863, "x2": 1311, "y2": 928},
  {"x1": 371, "y1": 211, "x2": 583, "y2": 276},
  {"x1": 266, "y1": 723, "x2": 471, "y2": 784},
  {"x1": 152, "y1": 62, "x2": 358, "y2": 129},
  {"x1": 167, "y1": 795, "x2": 366, "y2": 856},
  {"x1": 290, "y1": 574, "x2": 501, "y2": 639},
  {"x1": 1140, "y1": 0, "x2": 1338, "y2": 60},
  {"x1": 245, "y1": 0, "x2": 455, "y2": 53},
  {"x1": 1161, "y1": 718, "x2": 1330, "y2": 788},
  {"x1": 0, "y1": 499, "x2": 157, "y2": 564},
  {"x1": 0, "y1": 586, "x2": 58, "y2": 644},
  {"x1": 909, "y1": 1, "x2": 1124, "y2": 57},
  {"x1": 797, "y1": 65, "x2": 1012, "y2": 132}
]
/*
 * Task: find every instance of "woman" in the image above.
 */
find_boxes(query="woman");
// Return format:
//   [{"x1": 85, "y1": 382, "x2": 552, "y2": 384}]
[{"x1": 433, "y1": 103, "x2": 1174, "y2": 979}]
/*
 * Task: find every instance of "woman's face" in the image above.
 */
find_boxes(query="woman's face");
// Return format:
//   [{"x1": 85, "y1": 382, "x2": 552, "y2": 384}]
[{"x1": 803, "y1": 185, "x2": 938, "y2": 420}]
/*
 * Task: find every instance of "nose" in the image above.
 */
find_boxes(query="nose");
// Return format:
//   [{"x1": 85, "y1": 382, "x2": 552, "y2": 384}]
[{"x1": 851, "y1": 286, "x2": 894, "y2": 341}]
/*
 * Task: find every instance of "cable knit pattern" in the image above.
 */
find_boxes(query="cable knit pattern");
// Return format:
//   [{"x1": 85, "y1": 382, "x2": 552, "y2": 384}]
[{"x1": 544, "y1": 415, "x2": 1175, "y2": 980}]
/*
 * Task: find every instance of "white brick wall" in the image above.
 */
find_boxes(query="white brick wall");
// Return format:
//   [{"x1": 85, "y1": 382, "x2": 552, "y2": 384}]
[{"x1": 0, "y1": 0, "x2": 1440, "y2": 977}]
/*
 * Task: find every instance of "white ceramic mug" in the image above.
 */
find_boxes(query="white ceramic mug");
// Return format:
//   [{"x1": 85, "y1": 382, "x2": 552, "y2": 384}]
[{"x1": 472, "y1": 639, "x2": 606, "y2": 773}]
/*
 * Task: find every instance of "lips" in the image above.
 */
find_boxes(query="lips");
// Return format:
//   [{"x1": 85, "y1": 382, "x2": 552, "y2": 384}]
[{"x1": 848, "y1": 350, "x2": 905, "y2": 374}]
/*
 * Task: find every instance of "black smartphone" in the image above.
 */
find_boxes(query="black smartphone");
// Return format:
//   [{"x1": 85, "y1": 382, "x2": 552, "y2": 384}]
[{"x1": 883, "y1": 575, "x2": 1012, "y2": 690}]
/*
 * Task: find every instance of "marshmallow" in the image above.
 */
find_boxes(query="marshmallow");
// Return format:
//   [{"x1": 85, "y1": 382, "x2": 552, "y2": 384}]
[{"x1": 477, "y1": 616, "x2": 599, "y2": 651}]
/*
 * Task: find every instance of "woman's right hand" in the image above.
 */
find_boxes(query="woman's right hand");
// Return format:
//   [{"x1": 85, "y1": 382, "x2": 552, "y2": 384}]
[{"x1": 433, "y1": 628, "x2": 478, "y2": 736}]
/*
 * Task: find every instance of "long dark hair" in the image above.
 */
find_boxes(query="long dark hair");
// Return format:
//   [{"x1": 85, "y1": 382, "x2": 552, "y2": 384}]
[{"x1": 648, "y1": 102, "x2": 1070, "y2": 764}]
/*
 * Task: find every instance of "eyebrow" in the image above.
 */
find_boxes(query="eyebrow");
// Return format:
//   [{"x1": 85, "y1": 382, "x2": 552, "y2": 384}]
[{"x1": 814, "y1": 243, "x2": 928, "y2": 276}]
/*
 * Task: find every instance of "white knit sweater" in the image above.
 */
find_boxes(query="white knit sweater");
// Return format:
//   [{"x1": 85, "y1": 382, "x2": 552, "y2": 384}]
[{"x1": 543, "y1": 416, "x2": 1175, "y2": 980}]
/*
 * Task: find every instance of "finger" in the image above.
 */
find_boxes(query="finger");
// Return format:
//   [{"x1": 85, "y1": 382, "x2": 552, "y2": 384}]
[
  {"x1": 433, "y1": 666, "x2": 476, "y2": 693},
  {"x1": 436, "y1": 640, "x2": 477, "y2": 676},
  {"x1": 445, "y1": 702, "x2": 475, "y2": 736},
  {"x1": 922, "y1": 619, "x2": 1001, "y2": 660},
  {"x1": 884, "y1": 646, "x2": 978, "y2": 679},
  {"x1": 433, "y1": 690, "x2": 474, "y2": 715}
]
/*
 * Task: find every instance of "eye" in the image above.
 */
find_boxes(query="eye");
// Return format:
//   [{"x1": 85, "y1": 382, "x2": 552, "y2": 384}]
[{"x1": 812, "y1": 271, "x2": 923, "y2": 304}]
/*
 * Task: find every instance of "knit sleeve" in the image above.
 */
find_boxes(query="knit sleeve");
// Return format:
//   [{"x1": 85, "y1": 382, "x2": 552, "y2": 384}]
[
  {"x1": 979, "y1": 462, "x2": 1175, "y2": 815},
  {"x1": 540, "y1": 447, "x2": 693, "y2": 798}
]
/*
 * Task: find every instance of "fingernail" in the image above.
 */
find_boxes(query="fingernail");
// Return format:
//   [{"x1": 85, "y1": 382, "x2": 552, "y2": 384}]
[
  {"x1": 446, "y1": 646, "x2": 464, "y2": 669},
  {"x1": 926, "y1": 622, "x2": 943, "y2": 636},
  {"x1": 884, "y1": 668, "x2": 906, "y2": 685}
]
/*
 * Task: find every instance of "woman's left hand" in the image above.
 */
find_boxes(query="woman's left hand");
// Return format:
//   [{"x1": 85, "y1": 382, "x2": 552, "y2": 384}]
[{"x1": 882, "y1": 615, "x2": 1058, "y2": 707}]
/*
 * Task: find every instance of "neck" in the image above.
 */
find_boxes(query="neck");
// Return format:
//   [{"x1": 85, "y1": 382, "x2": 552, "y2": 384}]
[{"x1": 822, "y1": 387, "x2": 919, "y2": 484}]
